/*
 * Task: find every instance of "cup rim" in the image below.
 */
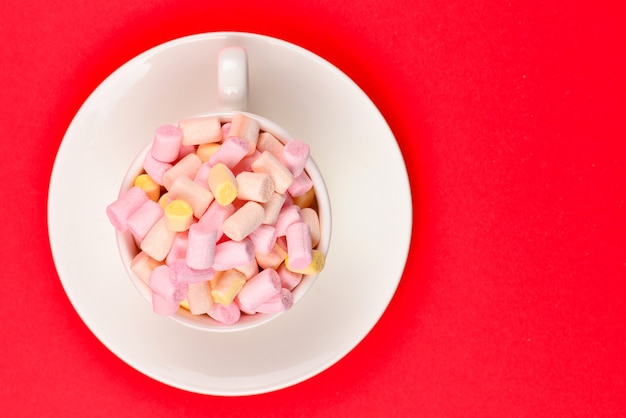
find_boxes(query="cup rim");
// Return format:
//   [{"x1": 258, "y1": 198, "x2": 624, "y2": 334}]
[{"x1": 116, "y1": 111, "x2": 332, "y2": 332}]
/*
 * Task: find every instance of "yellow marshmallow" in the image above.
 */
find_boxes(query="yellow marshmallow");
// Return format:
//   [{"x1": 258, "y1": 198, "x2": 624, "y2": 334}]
[
  {"x1": 158, "y1": 192, "x2": 169, "y2": 209},
  {"x1": 196, "y1": 142, "x2": 221, "y2": 163},
  {"x1": 208, "y1": 163, "x2": 238, "y2": 206},
  {"x1": 210, "y1": 269, "x2": 246, "y2": 305},
  {"x1": 134, "y1": 173, "x2": 161, "y2": 201},
  {"x1": 179, "y1": 299, "x2": 190, "y2": 310},
  {"x1": 164, "y1": 199, "x2": 194, "y2": 232},
  {"x1": 285, "y1": 249, "x2": 325, "y2": 275},
  {"x1": 292, "y1": 186, "x2": 316, "y2": 208}
]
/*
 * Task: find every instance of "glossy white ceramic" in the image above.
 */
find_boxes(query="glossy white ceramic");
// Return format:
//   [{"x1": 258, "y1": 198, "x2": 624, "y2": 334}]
[{"x1": 48, "y1": 32, "x2": 412, "y2": 395}]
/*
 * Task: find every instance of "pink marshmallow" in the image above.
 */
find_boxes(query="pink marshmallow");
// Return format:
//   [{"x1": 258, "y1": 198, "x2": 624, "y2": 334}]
[
  {"x1": 287, "y1": 171, "x2": 313, "y2": 197},
  {"x1": 279, "y1": 140, "x2": 310, "y2": 177},
  {"x1": 198, "y1": 201, "x2": 235, "y2": 240},
  {"x1": 256, "y1": 132, "x2": 284, "y2": 159},
  {"x1": 300, "y1": 207, "x2": 321, "y2": 247},
  {"x1": 149, "y1": 265, "x2": 188, "y2": 315},
  {"x1": 277, "y1": 263, "x2": 302, "y2": 291},
  {"x1": 251, "y1": 151, "x2": 294, "y2": 194},
  {"x1": 151, "y1": 125, "x2": 183, "y2": 163},
  {"x1": 236, "y1": 268, "x2": 281, "y2": 312},
  {"x1": 163, "y1": 153, "x2": 203, "y2": 190},
  {"x1": 235, "y1": 171, "x2": 274, "y2": 202},
  {"x1": 179, "y1": 115, "x2": 222, "y2": 146},
  {"x1": 193, "y1": 162, "x2": 212, "y2": 189},
  {"x1": 234, "y1": 259, "x2": 260, "y2": 279},
  {"x1": 168, "y1": 175, "x2": 214, "y2": 219},
  {"x1": 140, "y1": 217, "x2": 177, "y2": 261},
  {"x1": 186, "y1": 281, "x2": 213, "y2": 315},
  {"x1": 143, "y1": 152, "x2": 172, "y2": 186},
  {"x1": 285, "y1": 222, "x2": 313, "y2": 270},
  {"x1": 208, "y1": 302, "x2": 241, "y2": 325},
  {"x1": 222, "y1": 201, "x2": 265, "y2": 241},
  {"x1": 127, "y1": 199, "x2": 164, "y2": 242},
  {"x1": 208, "y1": 137, "x2": 250, "y2": 168},
  {"x1": 227, "y1": 114, "x2": 260, "y2": 156},
  {"x1": 170, "y1": 258, "x2": 215, "y2": 283},
  {"x1": 274, "y1": 204, "x2": 302, "y2": 236},
  {"x1": 166, "y1": 231, "x2": 188, "y2": 266},
  {"x1": 178, "y1": 144, "x2": 196, "y2": 160},
  {"x1": 255, "y1": 242, "x2": 287, "y2": 270},
  {"x1": 106, "y1": 186, "x2": 149, "y2": 232},
  {"x1": 130, "y1": 251, "x2": 162, "y2": 286},
  {"x1": 255, "y1": 288, "x2": 294, "y2": 314},
  {"x1": 232, "y1": 150, "x2": 261, "y2": 175},
  {"x1": 248, "y1": 224, "x2": 277, "y2": 254},
  {"x1": 261, "y1": 192, "x2": 286, "y2": 225},
  {"x1": 212, "y1": 239, "x2": 254, "y2": 271},
  {"x1": 186, "y1": 222, "x2": 217, "y2": 270}
]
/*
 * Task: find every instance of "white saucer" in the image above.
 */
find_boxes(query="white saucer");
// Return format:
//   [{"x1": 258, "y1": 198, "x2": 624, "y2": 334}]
[{"x1": 48, "y1": 32, "x2": 412, "y2": 396}]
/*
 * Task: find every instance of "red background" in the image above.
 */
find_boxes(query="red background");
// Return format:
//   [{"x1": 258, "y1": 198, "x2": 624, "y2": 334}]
[{"x1": 2, "y1": 0, "x2": 625, "y2": 416}]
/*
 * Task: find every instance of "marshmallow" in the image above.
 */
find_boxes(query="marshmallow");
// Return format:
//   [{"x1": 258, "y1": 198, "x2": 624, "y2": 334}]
[
  {"x1": 227, "y1": 113, "x2": 260, "y2": 156},
  {"x1": 158, "y1": 192, "x2": 169, "y2": 208},
  {"x1": 234, "y1": 259, "x2": 260, "y2": 279},
  {"x1": 143, "y1": 152, "x2": 172, "y2": 186},
  {"x1": 222, "y1": 201, "x2": 265, "y2": 241},
  {"x1": 179, "y1": 116, "x2": 222, "y2": 146},
  {"x1": 248, "y1": 224, "x2": 277, "y2": 254},
  {"x1": 140, "y1": 217, "x2": 177, "y2": 261},
  {"x1": 149, "y1": 265, "x2": 187, "y2": 315},
  {"x1": 279, "y1": 140, "x2": 310, "y2": 177},
  {"x1": 287, "y1": 171, "x2": 313, "y2": 197},
  {"x1": 168, "y1": 175, "x2": 213, "y2": 218},
  {"x1": 208, "y1": 163, "x2": 238, "y2": 206},
  {"x1": 196, "y1": 142, "x2": 221, "y2": 163},
  {"x1": 236, "y1": 268, "x2": 281, "y2": 312},
  {"x1": 178, "y1": 144, "x2": 196, "y2": 160},
  {"x1": 163, "y1": 153, "x2": 203, "y2": 190},
  {"x1": 300, "y1": 207, "x2": 321, "y2": 247},
  {"x1": 286, "y1": 222, "x2": 313, "y2": 270},
  {"x1": 208, "y1": 302, "x2": 241, "y2": 325},
  {"x1": 134, "y1": 173, "x2": 160, "y2": 202},
  {"x1": 255, "y1": 243, "x2": 287, "y2": 270},
  {"x1": 151, "y1": 125, "x2": 183, "y2": 162},
  {"x1": 193, "y1": 162, "x2": 212, "y2": 188},
  {"x1": 186, "y1": 222, "x2": 217, "y2": 270},
  {"x1": 251, "y1": 151, "x2": 294, "y2": 194},
  {"x1": 170, "y1": 258, "x2": 215, "y2": 283},
  {"x1": 197, "y1": 200, "x2": 235, "y2": 240},
  {"x1": 130, "y1": 251, "x2": 163, "y2": 286},
  {"x1": 106, "y1": 186, "x2": 150, "y2": 232},
  {"x1": 277, "y1": 263, "x2": 302, "y2": 291},
  {"x1": 164, "y1": 200, "x2": 194, "y2": 232},
  {"x1": 292, "y1": 186, "x2": 316, "y2": 208},
  {"x1": 212, "y1": 239, "x2": 254, "y2": 271},
  {"x1": 256, "y1": 132, "x2": 284, "y2": 159},
  {"x1": 209, "y1": 137, "x2": 250, "y2": 168},
  {"x1": 232, "y1": 150, "x2": 261, "y2": 174},
  {"x1": 285, "y1": 249, "x2": 325, "y2": 275},
  {"x1": 255, "y1": 288, "x2": 294, "y2": 314},
  {"x1": 210, "y1": 269, "x2": 246, "y2": 305},
  {"x1": 236, "y1": 171, "x2": 274, "y2": 202},
  {"x1": 186, "y1": 281, "x2": 213, "y2": 315},
  {"x1": 274, "y1": 204, "x2": 302, "y2": 236},
  {"x1": 166, "y1": 231, "x2": 188, "y2": 266},
  {"x1": 261, "y1": 192, "x2": 286, "y2": 225},
  {"x1": 127, "y1": 199, "x2": 164, "y2": 242}
]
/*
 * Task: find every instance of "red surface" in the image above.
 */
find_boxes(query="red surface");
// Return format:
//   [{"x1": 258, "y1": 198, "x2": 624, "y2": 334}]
[{"x1": 2, "y1": 0, "x2": 625, "y2": 416}]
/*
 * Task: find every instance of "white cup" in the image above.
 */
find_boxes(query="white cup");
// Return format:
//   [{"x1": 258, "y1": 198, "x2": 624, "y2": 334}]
[{"x1": 116, "y1": 46, "x2": 331, "y2": 332}]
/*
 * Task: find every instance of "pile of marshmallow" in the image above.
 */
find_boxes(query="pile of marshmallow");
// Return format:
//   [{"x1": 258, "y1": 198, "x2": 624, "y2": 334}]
[{"x1": 106, "y1": 114, "x2": 324, "y2": 325}]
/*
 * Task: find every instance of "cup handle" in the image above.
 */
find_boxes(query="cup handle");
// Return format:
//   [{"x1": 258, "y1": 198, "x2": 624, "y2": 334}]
[{"x1": 217, "y1": 46, "x2": 248, "y2": 111}]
